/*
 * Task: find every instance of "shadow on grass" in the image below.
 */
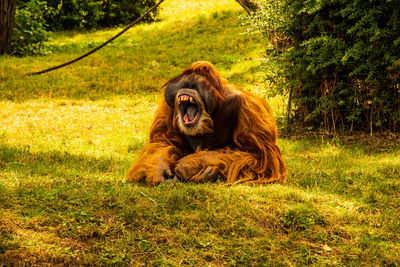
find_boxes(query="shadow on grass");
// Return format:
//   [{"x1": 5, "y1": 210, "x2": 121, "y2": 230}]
[
  {"x1": 0, "y1": 143, "x2": 132, "y2": 264},
  {"x1": 0, "y1": 143, "x2": 128, "y2": 179},
  {"x1": 1, "y1": 139, "x2": 400, "y2": 265},
  {"x1": 280, "y1": 136, "x2": 400, "y2": 208},
  {"x1": 0, "y1": 143, "x2": 138, "y2": 216}
]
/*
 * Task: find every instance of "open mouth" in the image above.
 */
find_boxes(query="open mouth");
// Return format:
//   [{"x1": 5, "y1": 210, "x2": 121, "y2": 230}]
[{"x1": 178, "y1": 94, "x2": 200, "y2": 126}]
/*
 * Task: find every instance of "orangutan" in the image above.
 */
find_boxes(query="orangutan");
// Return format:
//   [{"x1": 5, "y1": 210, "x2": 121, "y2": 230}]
[{"x1": 127, "y1": 61, "x2": 286, "y2": 185}]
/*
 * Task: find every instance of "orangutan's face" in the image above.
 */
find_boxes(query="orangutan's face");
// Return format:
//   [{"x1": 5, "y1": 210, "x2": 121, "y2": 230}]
[{"x1": 165, "y1": 74, "x2": 215, "y2": 136}]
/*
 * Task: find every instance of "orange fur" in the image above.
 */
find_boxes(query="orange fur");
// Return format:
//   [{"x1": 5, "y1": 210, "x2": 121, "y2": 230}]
[{"x1": 127, "y1": 61, "x2": 286, "y2": 185}]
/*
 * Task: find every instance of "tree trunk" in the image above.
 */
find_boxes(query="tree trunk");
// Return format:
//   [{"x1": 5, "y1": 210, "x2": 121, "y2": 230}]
[
  {"x1": 235, "y1": 0, "x2": 261, "y2": 14},
  {"x1": 0, "y1": 0, "x2": 17, "y2": 55}
]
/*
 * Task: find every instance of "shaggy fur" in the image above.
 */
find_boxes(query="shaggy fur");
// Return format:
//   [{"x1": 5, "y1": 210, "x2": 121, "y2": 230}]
[{"x1": 127, "y1": 61, "x2": 286, "y2": 185}]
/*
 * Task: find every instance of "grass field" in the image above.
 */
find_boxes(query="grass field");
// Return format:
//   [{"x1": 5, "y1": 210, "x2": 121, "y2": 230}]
[{"x1": 1, "y1": 0, "x2": 400, "y2": 265}]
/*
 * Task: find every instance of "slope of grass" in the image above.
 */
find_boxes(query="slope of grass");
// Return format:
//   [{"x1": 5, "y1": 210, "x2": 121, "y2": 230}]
[{"x1": 0, "y1": 0, "x2": 399, "y2": 265}]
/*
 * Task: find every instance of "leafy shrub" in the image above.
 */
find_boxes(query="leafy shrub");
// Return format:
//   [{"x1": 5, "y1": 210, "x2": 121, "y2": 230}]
[
  {"x1": 249, "y1": 0, "x2": 400, "y2": 133},
  {"x1": 11, "y1": 0, "x2": 52, "y2": 56},
  {"x1": 42, "y1": 0, "x2": 159, "y2": 30}
]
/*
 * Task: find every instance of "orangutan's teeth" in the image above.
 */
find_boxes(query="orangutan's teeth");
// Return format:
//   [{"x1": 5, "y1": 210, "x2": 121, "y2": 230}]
[
  {"x1": 179, "y1": 95, "x2": 193, "y2": 102},
  {"x1": 193, "y1": 113, "x2": 199, "y2": 122}
]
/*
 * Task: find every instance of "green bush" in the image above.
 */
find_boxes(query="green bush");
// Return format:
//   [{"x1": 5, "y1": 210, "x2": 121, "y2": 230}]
[
  {"x1": 42, "y1": 0, "x2": 159, "y2": 30},
  {"x1": 249, "y1": 0, "x2": 400, "y2": 133},
  {"x1": 11, "y1": 0, "x2": 51, "y2": 56}
]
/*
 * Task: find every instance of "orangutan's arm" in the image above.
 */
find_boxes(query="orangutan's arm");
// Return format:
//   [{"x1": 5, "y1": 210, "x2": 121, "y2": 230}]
[
  {"x1": 174, "y1": 147, "x2": 285, "y2": 184},
  {"x1": 127, "y1": 101, "x2": 185, "y2": 185},
  {"x1": 127, "y1": 143, "x2": 182, "y2": 185},
  {"x1": 175, "y1": 90, "x2": 286, "y2": 185}
]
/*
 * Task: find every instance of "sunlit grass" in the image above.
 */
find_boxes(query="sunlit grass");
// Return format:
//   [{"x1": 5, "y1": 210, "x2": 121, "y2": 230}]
[
  {"x1": 0, "y1": 96, "x2": 155, "y2": 156},
  {"x1": 159, "y1": 0, "x2": 242, "y2": 21},
  {"x1": 0, "y1": 0, "x2": 399, "y2": 265}
]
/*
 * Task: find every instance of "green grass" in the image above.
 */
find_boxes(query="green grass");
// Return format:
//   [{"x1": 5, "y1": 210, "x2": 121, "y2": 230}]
[{"x1": 1, "y1": 0, "x2": 400, "y2": 265}]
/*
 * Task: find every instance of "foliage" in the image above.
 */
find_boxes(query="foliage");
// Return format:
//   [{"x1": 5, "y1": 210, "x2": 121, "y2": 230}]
[
  {"x1": 10, "y1": 0, "x2": 52, "y2": 56},
  {"x1": 249, "y1": 0, "x2": 400, "y2": 133},
  {"x1": 32, "y1": 0, "x2": 158, "y2": 30}
]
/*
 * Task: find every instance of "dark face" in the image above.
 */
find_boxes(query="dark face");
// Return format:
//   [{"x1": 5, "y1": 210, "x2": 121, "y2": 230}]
[{"x1": 164, "y1": 74, "x2": 216, "y2": 136}]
